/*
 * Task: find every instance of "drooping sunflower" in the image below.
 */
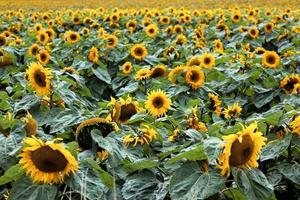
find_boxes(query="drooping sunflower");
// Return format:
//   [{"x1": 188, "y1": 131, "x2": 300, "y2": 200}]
[
  {"x1": 26, "y1": 62, "x2": 52, "y2": 96},
  {"x1": 187, "y1": 56, "x2": 201, "y2": 67},
  {"x1": 109, "y1": 96, "x2": 143, "y2": 124},
  {"x1": 289, "y1": 116, "x2": 300, "y2": 136},
  {"x1": 130, "y1": 44, "x2": 148, "y2": 61},
  {"x1": 28, "y1": 44, "x2": 40, "y2": 57},
  {"x1": 168, "y1": 65, "x2": 186, "y2": 84},
  {"x1": 264, "y1": 22, "x2": 274, "y2": 33},
  {"x1": 280, "y1": 74, "x2": 300, "y2": 94},
  {"x1": 21, "y1": 112, "x2": 37, "y2": 137},
  {"x1": 208, "y1": 93, "x2": 222, "y2": 116},
  {"x1": 218, "y1": 122, "x2": 266, "y2": 176},
  {"x1": 223, "y1": 103, "x2": 242, "y2": 119},
  {"x1": 36, "y1": 30, "x2": 49, "y2": 45},
  {"x1": 88, "y1": 46, "x2": 99, "y2": 64},
  {"x1": 123, "y1": 125, "x2": 157, "y2": 147},
  {"x1": 185, "y1": 67, "x2": 205, "y2": 89},
  {"x1": 37, "y1": 50, "x2": 50, "y2": 65},
  {"x1": 65, "y1": 31, "x2": 80, "y2": 44},
  {"x1": 187, "y1": 107, "x2": 207, "y2": 132},
  {"x1": 122, "y1": 61, "x2": 133, "y2": 75},
  {"x1": 262, "y1": 51, "x2": 280, "y2": 68},
  {"x1": 201, "y1": 53, "x2": 215, "y2": 69},
  {"x1": 105, "y1": 34, "x2": 118, "y2": 49},
  {"x1": 151, "y1": 65, "x2": 168, "y2": 78},
  {"x1": 145, "y1": 24, "x2": 159, "y2": 38},
  {"x1": 18, "y1": 136, "x2": 78, "y2": 184},
  {"x1": 248, "y1": 27, "x2": 259, "y2": 39},
  {"x1": 145, "y1": 89, "x2": 171, "y2": 117}
]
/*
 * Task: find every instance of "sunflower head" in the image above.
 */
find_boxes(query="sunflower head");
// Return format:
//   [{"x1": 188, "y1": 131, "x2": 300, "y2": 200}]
[
  {"x1": 289, "y1": 116, "x2": 300, "y2": 137},
  {"x1": 88, "y1": 46, "x2": 99, "y2": 64},
  {"x1": 218, "y1": 122, "x2": 266, "y2": 176},
  {"x1": 248, "y1": 27, "x2": 259, "y2": 39},
  {"x1": 151, "y1": 65, "x2": 168, "y2": 78},
  {"x1": 0, "y1": 35, "x2": 7, "y2": 46},
  {"x1": 122, "y1": 61, "x2": 133, "y2": 75},
  {"x1": 105, "y1": 34, "x2": 118, "y2": 49},
  {"x1": 264, "y1": 22, "x2": 274, "y2": 33},
  {"x1": 160, "y1": 16, "x2": 170, "y2": 25},
  {"x1": 18, "y1": 136, "x2": 78, "y2": 184},
  {"x1": 208, "y1": 93, "x2": 222, "y2": 116},
  {"x1": 21, "y1": 112, "x2": 37, "y2": 137},
  {"x1": 145, "y1": 89, "x2": 171, "y2": 117},
  {"x1": 36, "y1": 30, "x2": 49, "y2": 45},
  {"x1": 26, "y1": 62, "x2": 52, "y2": 96},
  {"x1": 280, "y1": 74, "x2": 300, "y2": 94},
  {"x1": 262, "y1": 51, "x2": 280, "y2": 68},
  {"x1": 130, "y1": 44, "x2": 148, "y2": 61},
  {"x1": 201, "y1": 53, "x2": 215, "y2": 69},
  {"x1": 135, "y1": 68, "x2": 151, "y2": 81},
  {"x1": 185, "y1": 66, "x2": 205, "y2": 89},
  {"x1": 37, "y1": 50, "x2": 50, "y2": 65},
  {"x1": 173, "y1": 25, "x2": 183, "y2": 34},
  {"x1": 187, "y1": 56, "x2": 201, "y2": 67},
  {"x1": 28, "y1": 44, "x2": 40, "y2": 57},
  {"x1": 145, "y1": 24, "x2": 159, "y2": 37},
  {"x1": 65, "y1": 31, "x2": 80, "y2": 44},
  {"x1": 213, "y1": 39, "x2": 224, "y2": 53},
  {"x1": 168, "y1": 65, "x2": 186, "y2": 84},
  {"x1": 223, "y1": 103, "x2": 242, "y2": 119},
  {"x1": 231, "y1": 12, "x2": 241, "y2": 23},
  {"x1": 175, "y1": 34, "x2": 187, "y2": 45}
]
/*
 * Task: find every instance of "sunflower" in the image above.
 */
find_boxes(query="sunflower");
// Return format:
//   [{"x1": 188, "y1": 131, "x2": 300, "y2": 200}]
[
  {"x1": 231, "y1": 12, "x2": 241, "y2": 23},
  {"x1": 26, "y1": 62, "x2": 52, "y2": 96},
  {"x1": 65, "y1": 31, "x2": 80, "y2": 44},
  {"x1": 187, "y1": 56, "x2": 201, "y2": 67},
  {"x1": 187, "y1": 107, "x2": 208, "y2": 132},
  {"x1": 21, "y1": 112, "x2": 37, "y2": 137},
  {"x1": 36, "y1": 30, "x2": 49, "y2": 45},
  {"x1": 201, "y1": 53, "x2": 215, "y2": 69},
  {"x1": 97, "y1": 150, "x2": 109, "y2": 161},
  {"x1": 185, "y1": 67, "x2": 205, "y2": 89},
  {"x1": 37, "y1": 50, "x2": 50, "y2": 65},
  {"x1": 223, "y1": 103, "x2": 242, "y2": 119},
  {"x1": 105, "y1": 34, "x2": 118, "y2": 49},
  {"x1": 130, "y1": 44, "x2": 148, "y2": 61},
  {"x1": 280, "y1": 74, "x2": 300, "y2": 94},
  {"x1": 18, "y1": 136, "x2": 78, "y2": 184},
  {"x1": 122, "y1": 61, "x2": 132, "y2": 75},
  {"x1": 168, "y1": 65, "x2": 186, "y2": 84},
  {"x1": 28, "y1": 44, "x2": 40, "y2": 57},
  {"x1": 109, "y1": 96, "x2": 142, "y2": 124},
  {"x1": 262, "y1": 51, "x2": 280, "y2": 68},
  {"x1": 145, "y1": 89, "x2": 171, "y2": 117},
  {"x1": 160, "y1": 16, "x2": 170, "y2": 25},
  {"x1": 248, "y1": 27, "x2": 259, "y2": 39},
  {"x1": 75, "y1": 117, "x2": 118, "y2": 150},
  {"x1": 218, "y1": 122, "x2": 266, "y2": 177},
  {"x1": 123, "y1": 125, "x2": 157, "y2": 147},
  {"x1": 264, "y1": 22, "x2": 274, "y2": 33},
  {"x1": 213, "y1": 39, "x2": 224, "y2": 53},
  {"x1": 45, "y1": 29, "x2": 56, "y2": 40},
  {"x1": 145, "y1": 24, "x2": 159, "y2": 37},
  {"x1": 0, "y1": 35, "x2": 7, "y2": 46},
  {"x1": 289, "y1": 116, "x2": 300, "y2": 136},
  {"x1": 33, "y1": 23, "x2": 42, "y2": 32},
  {"x1": 126, "y1": 20, "x2": 137, "y2": 31},
  {"x1": 88, "y1": 46, "x2": 98, "y2": 64},
  {"x1": 175, "y1": 34, "x2": 187, "y2": 45},
  {"x1": 135, "y1": 68, "x2": 151, "y2": 81},
  {"x1": 72, "y1": 16, "x2": 81, "y2": 25},
  {"x1": 208, "y1": 93, "x2": 222, "y2": 116},
  {"x1": 151, "y1": 65, "x2": 167, "y2": 78}
]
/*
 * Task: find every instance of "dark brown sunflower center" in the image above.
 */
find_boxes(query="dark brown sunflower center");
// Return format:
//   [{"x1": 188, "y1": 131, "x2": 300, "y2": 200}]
[
  {"x1": 163, "y1": 18, "x2": 168, "y2": 23},
  {"x1": 234, "y1": 15, "x2": 239, "y2": 20},
  {"x1": 134, "y1": 47, "x2": 143, "y2": 56},
  {"x1": 108, "y1": 38, "x2": 115, "y2": 45},
  {"x1": 31, "y1": 146, "x2": 68, "y2": 172},
  {"x1": 216, "y1": 43, "x2": 220, "y2": 48},
  {"x1": 0, "y1": 37, "x2": 5, "y2": 46},
  {"x1": 70, "y1": 34, "x2": 77, "y2": 41},
  {"x1": 151, "y1": 68, "x2": 165, "y2": 78},
  {"x1": 257, "y1": 50, "x2": 264, "y2": 54},
  {"x1": 74, "y1": 17, "x2": 79, "y2": 22},
  {"x1": 266, "y1": 25, "x2": 272, "y2": 30},
  {"x1": 175, "y1": 28, "x2": 181, "y2": 33},
  {"x1": 149, "y1": 28, "x2": 154, "y2": 34},
  {"x1": 112, "y1": 16, "x2": 117, "y2": 21},
  {"x1": 125, "y1": 65, "x2": 130, "y2": 71},
  {"x1": 228, "y1": 109, "x2": 237, "y2": 117},
  {"x1": 40, "y1": 34, "x2": 45, "y2": 42},
  {"x1": 119, "y1": 104, "x2": 137, "y2": 122},
  {"x1": 250, "y1": 30, "x2": 256, "y2": 35},
  {"x1": 190, "y1": 71, "x2": 200, "y2": 82},
  {"x1": 32, "y1": 47, "x2": 39, "y2": 55},
  {"x1": 153, "y1": 97, "x2": 164, "y2": 108},
  {"x1": 40, "y1": 53, "x2": 47, "y2": 62},
  {"x1": 34, "y1": 70, "x2": 47, "y2": 87},
  {"x1": 229, "y1": 135, "x2": 254, "y2": 166},
  {"x1": 284, "y1": 78, "x2": 298, "y2": 91},
  {"x1": 204, "y1": 57, "x2": 211, "y2": 65},
  {"x1": 266, "y1": 55, "x2": 275, "y2": 64},
  {"x1": 36, "y1": 27, "x2": 41, "y2": 31}
]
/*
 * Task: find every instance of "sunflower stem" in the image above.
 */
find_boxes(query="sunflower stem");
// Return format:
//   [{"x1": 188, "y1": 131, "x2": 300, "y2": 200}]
[
  {"x1": 49, "y1": 91, "x2": 54, "y2": 109},
  {"x1": 143, "y1": 79, "x2": 147, "y2": 94}
]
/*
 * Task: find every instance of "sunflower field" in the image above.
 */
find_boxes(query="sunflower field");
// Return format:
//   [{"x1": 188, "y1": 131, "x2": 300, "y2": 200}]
[{"x1": 0, "y1": 1, "x2": 300, "y2": 200}]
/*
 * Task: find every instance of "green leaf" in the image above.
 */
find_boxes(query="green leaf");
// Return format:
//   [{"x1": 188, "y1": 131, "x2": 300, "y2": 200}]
[
  {"x1": 123, "y1": 159, "x2": 159, "y2": 174},
  {"x1": 0, "y1": 164, "x2": 24, "y2": 186},
  {"x1": 233, "y1": 168, "x2": 273, "y2": 200},
  {"x1": 8, "y1": 177, "x2": 57, "y2": 200},
  {"x1": 85, "y1": 158, "x2": 114, "y2": 190},
  {"x1": 117, "y1": 81, "x2": 139, "y2": 96},
  {"x1": 254, "y1": 89, "x2": 281, "y2": 108},
  {"x1": 203, "y1": 137, "x2": 223, "y2": 164},
  {"x1": 277, "y1": 162, "x2": 300, "y2": 184},
  {"x1": 223, "y1": 188, "x2": 247, "y2": 200},
  {"x1": 260, "y1": 134, "x2": 292, "y2": 161},
  {"x1": 169, "y1": 162, "x2": 226, "y2": 200},
  {"x1": 167, "y1": 144, "x2": 207, "y2": 165},
  {"x1": 92, "y1": 67, "x2": 111, "y2": 84}
]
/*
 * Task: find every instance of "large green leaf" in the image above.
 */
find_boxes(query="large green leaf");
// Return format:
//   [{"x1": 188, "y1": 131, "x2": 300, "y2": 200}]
[
  {"x1": 0, "y1": 164, "x2": 24, "y2": 186},
  {"x1": 123, "y1": 158, "x2": 159, "y2": 174},
  {"x1": 223, "y1": 188, "x2": 247, "y2": 200},
  {"x1": 277, "y1": 162, "x2": 300, "y2": 185},
  {"x1": 92, "y1": 67, "x2": 111, "y2": 84}
]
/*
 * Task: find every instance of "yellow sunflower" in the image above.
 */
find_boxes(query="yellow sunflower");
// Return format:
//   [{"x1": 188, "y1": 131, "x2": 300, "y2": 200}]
[
  {"x1": 28, "y1": 44, "x2": 40, "y2": 57},
  {"x1": 280, "y1": 74, "x2": 300, "y2": 94},
  {"x1": 18, "y1": 136, "x2": 78, "y2": 184},
  {"x1": 290, "y1": 116, "x2": 300, "y2": 137},
  {"x1": 175, "y1": 34, "x2": 187, "y2": 45},
  {"x1": 21, "y1": 112, "x2": 37, "y2": 137},
  {"x1": 33, "y1": 23, "x2": 43, "y2": 32},
  {"x1": 130, "y1": 44, "x2": 148, "y2": 61},
  {"x1": 145, "y1": 89, "x2": 171, "y2": 117},
  {"x1": 173, "y1": 25, "x2": 183, "y2": 34},
  {"x1": 218, "y1": 122, "x2": 267, "y2": 177},
  {"x1": 214, "y1": 39, "x2": 224, "y2": 53},
  {"x1": 231, "y1": 12, "x2": 241, "y2": 23},
  {"x1": 151, "y1": 65, "x2": 168, "y2": 78},
  {"x1": 187, "y1": 56, "x2": 201, "y2": 67},
  {"x1": 248, "y1": 27, "x2": 259, "y2": 39},
  {"x1": 201, "y1": 53, "x2": 215, "y2": 69},
  {"x1": 135, "y1": 68, "x2": 151, "y2": 81},
  {"x1": 37, "y1": 50, "x2": 50, "y2": 65},
  {"x1": 264, "y1": 22, "x2": 274, "y2": 33},
  {"x1": 159, "y1": 16, "x2": 170, "y2": 25},
  {"x1": 65, "y1": 31, "x2": 80, "y2": 44},
  {"x1": 145, "y1": 24, "x2": 159, "y2": 37},
  {"x1": 105, "y1": 34, "x2": 118, "y2": 49},
  {"x1": 122, "y1": 61, "x2": 133, "y2": 75},
  {"x1": 88, "y1": 46, "x2": 99, "y2": 64},
  {"x1": 168, "y1": 65, "x2": 186, "y2": 84},
  {"x1": 262, "y1": 51, "x2": 280, "y2": 68},
  {"x1": 0, "y1": 35, "x2": 7, "y2": 46},
  {"x1": 208, "y1": 93, "x2": 222, "y2": 116},
  {"x1": 223, "y1": 103, "x2": 242, "y2": 119},
  {"x1": 36, "y1": 30, "x2": 49, "y2": 45},
  {"x1": 185, "y1": 66, "x2": 205, "y2": 89}
]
